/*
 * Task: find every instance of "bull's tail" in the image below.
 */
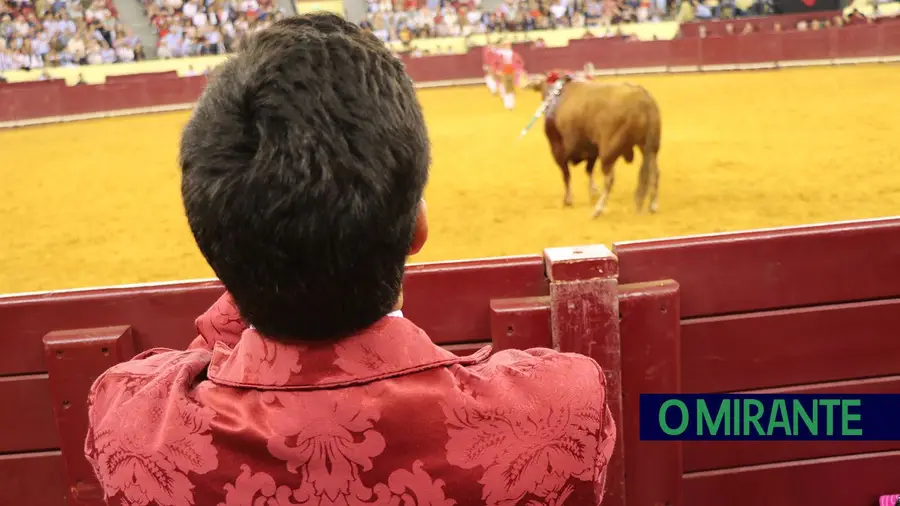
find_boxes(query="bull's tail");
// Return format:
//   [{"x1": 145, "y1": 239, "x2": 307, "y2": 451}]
[
  {"x1": 636, "y1": 97, "x2": 662, "y2": 213},
  {"x1": 641, "y1": 89, "x2": 662, "y2": 153}
]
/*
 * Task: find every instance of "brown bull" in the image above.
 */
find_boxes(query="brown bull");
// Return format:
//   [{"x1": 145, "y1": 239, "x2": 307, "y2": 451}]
[{"x1": 526, "y1": 74, "x2": 662, "y2": 217}]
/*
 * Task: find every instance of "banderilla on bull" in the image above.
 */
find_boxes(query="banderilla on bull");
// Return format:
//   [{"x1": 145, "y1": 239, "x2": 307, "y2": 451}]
[{"x1": 517, "y1": 79, "x2": 565, "y2": 141}]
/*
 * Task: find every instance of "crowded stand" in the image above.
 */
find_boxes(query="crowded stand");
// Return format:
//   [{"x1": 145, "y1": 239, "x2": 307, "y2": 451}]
[
  {"x1": 3, "y1": 0, "x2": 892, "y2": 68},
  {"x1": 0, "y1": 0, "x2": 144, "y2": 70},
  {"x1": 359, "y1": 0, "x2": 672, "y2": 43},
  {"x1": 356, "y1": 0, "x2": 891, "y2": 45},
  {"x1": 674, "y1": 0, "x2": 891, "y2": 37},
  {"x1": 146, "y1": 0, "x2": 285, "y2": 58}
]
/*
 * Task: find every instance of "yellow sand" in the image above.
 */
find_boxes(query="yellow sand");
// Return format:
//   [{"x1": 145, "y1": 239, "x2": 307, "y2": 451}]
[{"x1": 2, "y1": 64, "x2": 898, "y2": 294}]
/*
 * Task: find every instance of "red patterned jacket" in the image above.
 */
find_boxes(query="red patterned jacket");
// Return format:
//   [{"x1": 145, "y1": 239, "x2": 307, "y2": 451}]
[{"x1": 84, "y1": 292, "x2": 616, "y2": 506}]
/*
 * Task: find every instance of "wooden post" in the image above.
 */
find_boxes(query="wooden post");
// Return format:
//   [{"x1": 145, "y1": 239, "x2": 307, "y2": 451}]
[
  {"x1": 619, "y1": 281, "x2": 683, "y2": 506},
  {"x1": 544, "y1": 245, "x2": 624, "y2": 506},
  {"x1": 43, "y1": 326, "x2": 136, "y2": 506}
]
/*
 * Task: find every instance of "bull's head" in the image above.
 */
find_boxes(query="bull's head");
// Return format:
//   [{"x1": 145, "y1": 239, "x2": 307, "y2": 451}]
[
  {"x1": 525, "y1": 72, "x2": 572, "y2": 100},
  {"x1": 524, "y1": 76, "x2": 548, "y2": 93}
]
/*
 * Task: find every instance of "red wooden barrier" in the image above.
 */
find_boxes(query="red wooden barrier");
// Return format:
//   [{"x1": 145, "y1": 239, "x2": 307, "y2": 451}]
[
  {"x1": 614, "y1": 216, "x2": 900, "y2": 505},
  {"x1": 0, "y1": 256, "x2": 560, "y2": 506},
  {"x1": 2, "y1": 216, "x2": 899, "y2": 506},
  {"x1": 3, "y1": 20, "x2": 900, "y2": 126}
]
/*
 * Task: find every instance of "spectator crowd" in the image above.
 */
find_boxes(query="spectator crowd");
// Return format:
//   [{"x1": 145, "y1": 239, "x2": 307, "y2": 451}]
[
  {"x1": 0, "y1": 0, "x2": 893, "y2": 68},
  {"x1": 360, "y1": 0, "x2": 671, "y2": 44},
  {"x1": 146, "y1": 0, "x2": 285, "y2": 58},
  {"x1": 0, "y1": 0, "x2": 144, "y2": 70}
]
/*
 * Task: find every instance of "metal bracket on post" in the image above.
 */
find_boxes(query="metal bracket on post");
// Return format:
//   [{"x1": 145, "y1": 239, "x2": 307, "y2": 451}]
[
  {"x1": 544, "y1": 244, "x2": 624, "y2": 506},
  {"x1": 43, "y1": 326, "x2": 136, "y2": 506}
]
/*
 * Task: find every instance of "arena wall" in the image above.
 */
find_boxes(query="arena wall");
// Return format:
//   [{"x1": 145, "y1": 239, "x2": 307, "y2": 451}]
[
  {"x1": 2, "y1": 20, "x2": 899, "y2": 128},
  {"x1": 4, "y1": 218, "x2": 900, "y2": 506}
]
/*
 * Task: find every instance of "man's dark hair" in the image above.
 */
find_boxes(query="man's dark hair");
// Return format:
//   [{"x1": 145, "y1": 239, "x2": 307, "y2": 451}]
[{"x1": 179, "y1": 13, "x2": 429, "y2": 341}]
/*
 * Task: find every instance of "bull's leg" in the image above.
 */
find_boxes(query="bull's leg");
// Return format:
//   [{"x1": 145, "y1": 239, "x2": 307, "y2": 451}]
[
  {"x1": 591, "y1": 160, "x2": 615, "y2": 218},
  {"x1": 635, "y1": 149, "x2": 657, "y2": 213},
  {"x1": 552, "y1": 144, "x2": 573, "y2": 206},
  {"x1": 561, "y1": 163, "x2": 573, "y2": 206},
  {"x1": 646, "y1": 152, "x2": 660, "y2": 213},
  {"x1": 585, "y1": 156, "x2": 599, "y2": 201},
  {"x1": 591, "y1": 131, "x2": 626, "y2": 218}
]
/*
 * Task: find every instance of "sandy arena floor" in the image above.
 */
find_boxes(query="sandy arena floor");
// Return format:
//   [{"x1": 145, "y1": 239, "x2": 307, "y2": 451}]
[{"x1": 1, "y1": 64, "x2": 899, "y2": 294}]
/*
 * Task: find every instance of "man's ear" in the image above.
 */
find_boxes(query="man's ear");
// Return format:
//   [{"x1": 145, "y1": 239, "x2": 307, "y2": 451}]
[{"x1": 409, "y1": 199, "x2": 428, "y2": 256}]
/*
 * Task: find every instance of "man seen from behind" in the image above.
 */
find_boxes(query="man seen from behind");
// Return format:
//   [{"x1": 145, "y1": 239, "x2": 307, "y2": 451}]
[{"x1": 84, "y1": 13, "x2": 616, "y2": 506}]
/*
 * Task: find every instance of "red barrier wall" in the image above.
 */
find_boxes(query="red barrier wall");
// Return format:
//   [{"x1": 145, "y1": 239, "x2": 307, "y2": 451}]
[
  {"x1": 4, "y1": 217, "x2": 900, "y2": 506},
  {"x1": 1, "y1": 20, "x2": 899, "y2": 125}
]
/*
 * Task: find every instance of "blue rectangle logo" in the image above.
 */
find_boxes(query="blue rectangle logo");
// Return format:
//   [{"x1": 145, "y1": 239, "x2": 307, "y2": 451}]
[{"x1": 640, "y1": 394, "x2": 900, "y2": 441}]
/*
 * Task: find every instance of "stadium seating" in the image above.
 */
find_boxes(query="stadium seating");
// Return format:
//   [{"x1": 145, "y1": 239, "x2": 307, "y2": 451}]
[
  {"x1": 0, "y1": 0, "x2": 143, "y2": 70},
  {"x1": 146, "y1": 0, "x2": 283, "y2": 58},
  {"x1": 3, "y1": 11, "x2": 899, "y2": 126}
]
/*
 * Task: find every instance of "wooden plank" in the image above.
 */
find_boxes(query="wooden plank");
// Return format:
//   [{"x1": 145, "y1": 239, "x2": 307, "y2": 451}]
[
  {"x1": 681, "y1": 298, "x2": 900, "y2": 393},
  {"x1": 44, "y1": 326, "x2": 136, "y2": 506},
  {"x1": 684, "y1": 376, "x2": 900, "y2": 472},
  {"x1": 614, "y1": 217, "x2": 900, "y2": 318},
  {"x1": 489, "y1": 296, "x2": 551, "y2": 352},
  {"x1": 684, "y1": 450, "x2": 900, "y2": 506},
  {"x1": 0, "y1": 451, "x2": 66, "y2": 506},
  {"x1": 403, "y1": 255, "x2": 549, "y2": 344},
  {"x1": 0, "y1": 280, "x2": 224, "y2": 375},
  {"x1": 441, "y1": 341, "x2": 491, "y2": 357},
  {"x1": 544, "y1": 245, "x2": 624, "y2": 506},
  {"x1": 0, "y1": 374, "x2": 58, "y2": 453},
  {"x1": 619, "y1": 281, "x2": 683, "y2": 506},
  {"x1": 0, "y1": 255, "x2": 549, "y2": 376}
]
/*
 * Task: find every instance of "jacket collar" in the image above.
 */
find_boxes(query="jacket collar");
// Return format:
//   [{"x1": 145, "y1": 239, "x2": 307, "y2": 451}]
[{"x1": 198, "y1": 295, "x2": 489, "y2": 390}]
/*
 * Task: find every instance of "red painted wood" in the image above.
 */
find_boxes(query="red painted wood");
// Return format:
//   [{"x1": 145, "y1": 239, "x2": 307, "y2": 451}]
[
  {"x1": 489, "y1": 296, "x2": 551, "y2": 352},
  {"x1": 0, "y1": 451, "x2": 66, "y2": 506},
  {"x1": 614, "y1": 217, "x2": 900, "y2": 318},
  {"x1": 441, "y1": 341, "x2": 491, "y2": 357},
  {"x1": 8, "y1": 216, "x2": 900, "y2": 505},
  {"x1": 681, "y1": 298, "x2": 900, "y2": 393},
  {"x1": 43, "y1": 326, "x2": 136, "y2": 506},
  {"x1": 0, "y1": 375, "x2": 58, "y2": 453},
  {"x1": 545, "y1": 245, "x2": 624, "y2": 506},
  {"x1": 684, "y1": 376, "x2": 900, "y2": 472},
  {"x1": 0, "y1": 281, "x2": 224, "y2": 375},
  {"x1": 1, "y1": 257, "x2": 548, "y2": 377},
  {"x1": 619, "y1": 280, "x2": 683, "y2": 506},
  {"x1": 543, "y1": 244, "x2": 619, "y2": 284},
  {"x1": 402, "y1": 256, "x2": 549, "y2": 343},
  {"x1": 683, "y1": 450, "x2": 900, "y2": 506}
]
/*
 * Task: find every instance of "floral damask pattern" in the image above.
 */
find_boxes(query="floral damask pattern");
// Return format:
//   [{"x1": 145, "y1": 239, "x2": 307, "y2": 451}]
[
  {"x1": 264, "y1": 391, "x2": 387, "y2": 503},
  {"x1": 220, "y1": 460, "x2": 456, "y2": 506},
  {"x1": 209, "y1": 333, "x2": 305, "y2": 387},
  {"x1": 218, "y1": 391, "x2": 455, "y2": 506},
  {"x1": 86, "y1": 294, "x2": 614, "y2": 506},
  {"x1": 443, "y1": 401, "x2": 602, "y2": 505},
  {"x1": 193, "y1": 291, "x2": 246, "y2": 349},
  {"x1": 442, "y1": 355, "x2": 607, "y2": 506},
  {"x1": 87, "y1": 355, "x2": 219, "y2": 506}
]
